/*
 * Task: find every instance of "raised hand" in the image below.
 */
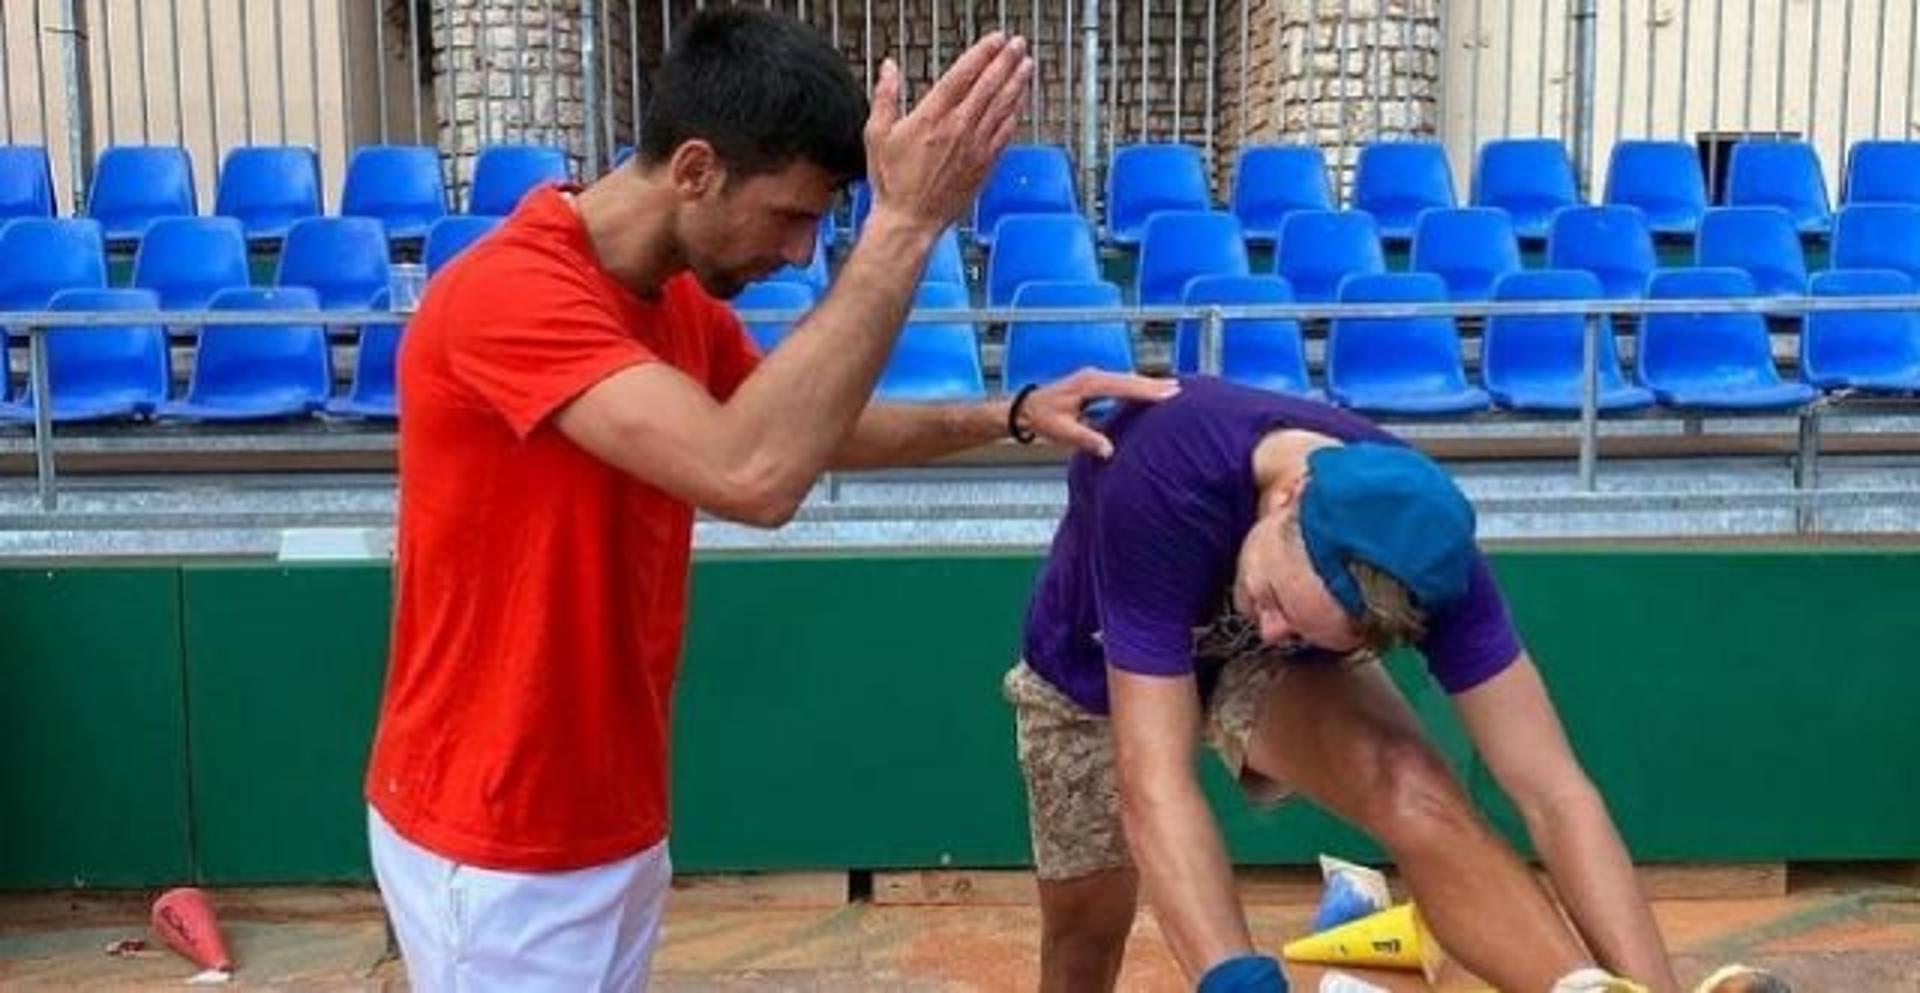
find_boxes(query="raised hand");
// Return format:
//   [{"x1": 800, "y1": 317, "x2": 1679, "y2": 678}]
[{"x1": 863, "y1": 32, "x2": 1035, "y2": 233}]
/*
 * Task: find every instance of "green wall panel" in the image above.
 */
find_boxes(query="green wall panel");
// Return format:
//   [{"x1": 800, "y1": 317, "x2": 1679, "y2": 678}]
[
  {"x1": 0, "y1": 567, "x2": 190, "y2": 887},
  {"x1": 181, "y1": 564, "x2": 390, "y2": 883}
]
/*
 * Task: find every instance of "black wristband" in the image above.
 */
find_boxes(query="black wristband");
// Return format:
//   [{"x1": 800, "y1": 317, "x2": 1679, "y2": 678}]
[{"x1": 1007, "y1": 383, "x2": 1040, "y2": 444}]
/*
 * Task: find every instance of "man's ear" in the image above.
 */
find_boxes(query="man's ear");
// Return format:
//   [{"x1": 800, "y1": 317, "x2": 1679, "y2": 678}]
[{"x1": 666, "y1": 139, "x2": 725, "y2": 199}]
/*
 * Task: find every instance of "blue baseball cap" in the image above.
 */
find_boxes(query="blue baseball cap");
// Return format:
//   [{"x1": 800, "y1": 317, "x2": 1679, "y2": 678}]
[{"x1": 1299, "y1": 443, "x2": 1477, "y2": 618}]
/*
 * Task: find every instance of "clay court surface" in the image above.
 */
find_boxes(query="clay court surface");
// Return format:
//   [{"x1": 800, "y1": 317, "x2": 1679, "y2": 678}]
[{"x1": 2, "y1": 866, "x2": 1915, "y2": 990}]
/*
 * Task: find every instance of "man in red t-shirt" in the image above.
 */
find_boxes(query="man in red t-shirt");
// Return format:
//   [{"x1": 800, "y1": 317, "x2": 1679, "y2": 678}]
[{"x1": 364, "y1": 9, "x2": 1171, "y2": 990}]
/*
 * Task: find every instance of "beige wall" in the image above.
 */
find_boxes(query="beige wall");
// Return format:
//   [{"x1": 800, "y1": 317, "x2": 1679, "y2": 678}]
[{"x1": 1441, "y1": 0, "x2": 1920, "y2": 196}]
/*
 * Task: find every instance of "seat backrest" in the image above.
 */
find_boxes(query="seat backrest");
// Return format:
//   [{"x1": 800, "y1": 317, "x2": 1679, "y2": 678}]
[
  {"x1": 1472, "y1": 139, "x2": 1579, "y2": 215},
  {"x1": 425, "y1": 215, "x2": 505, "y2": 274},
  {"x1": 277, "y1": 217, "x2": 394, "y2": 311},
  {"x1": 1135, "y1": 210, "x2": 1249, "y2": 306},
  {"x1": 0, "y1": 218, "x2": 108, "y2": 310},
  {"x1": 1105, "y1": 144, "x2": 1211, "y2": 243},
  {"x1": 1274, "y1": 210, "x2": 1385, "y2": 303},
  {"x1": 1802, "y1": 268, "x2": 1920, "y2": 385},
  {"x1": 0, "y1": 146, "x2": 57, "y2": 219},
  {"x1": 730, "y1": 280, "x2": 815, "y2": 352},
  {"x1": 1351, "y1": 142, "x2": 1457, "y2": 237},
  {"x1": 132, "y1": 217, "x2": 251, "y2": 310},
  {"x1": 878, "y1": 280, "x2": 986, "y2": 402},
  {"x1": 924, "y1": 227, "x2": 968, "y2": 288},
  {"x1": 1230, "y1": 145, "x2": 1333, "y2": 241},
  {"x1": 469, "y1": 144, "x2": 571, "y2": 216},
  {"x1": 340, "y1": 144, "x2": 448, "y2": 230},
  {"x1": 1843, "y1": 140, "x2": 1920, "y2": 205},
  {"x1": 985, "y1": 214, "x2": 1101, "y2": 306},
  {"x1": 1004, "y1": 280, "x2": 1133, "y2": 390},
  {"x1": 85, "y1": 145, "x2": 197, "y2": 239},
  {"x1": 187, "y1": 285, "x2": 330, "y2": 402},
  {"x1": 1831, "y1": 203, "x2": 1920, "y2": 280},
  {"x1": 1603, "y1": 141, "x2": 1707, "y2": 232},
  {"x1": 1725, "y1": 141, "x2": 1831, "y2": 230},
  {"x1": 1410, "y1": 207, "x2": 1522, "y2": 301},
  {"x1": 1696, "y1": 206, "x2": 1808, "y2": 296},
  {"x1": 1174, "y1": 274, "x2": 1307, "y2": 393},
  {"x1": 1547, "y1": 205, "x2": 1656, "y2": 299},
  {"x1": 1482, "y1": 269, "x2": 1626, "y2": 391},
  {"x1": 974, "y1": 145, "x2": 1078, "y2": 244},
  {"x1": 1638, "y1": 268, "x2": 1778, "y2": 388},
  {"x1": 1328, "y1": 272, "x2": 1468, "y2": 391},
  {"x1": 765, "y1": 225, "x2": 831, "y2": 297},
  {"x1": 43, "y1": 287, "x2": 169, "y2": 401},
  {"x1": 214, "y1": 145, "x2": 322, "y2": 238}
]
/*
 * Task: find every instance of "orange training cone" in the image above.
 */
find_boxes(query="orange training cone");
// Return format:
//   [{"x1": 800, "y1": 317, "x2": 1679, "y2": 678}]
[
  {"x1": 151, "y1": 887, "x2": 234, "y2": 975},
  {"x1": 1281, "y1": 902, "x2": 1423, "y2": 971}
]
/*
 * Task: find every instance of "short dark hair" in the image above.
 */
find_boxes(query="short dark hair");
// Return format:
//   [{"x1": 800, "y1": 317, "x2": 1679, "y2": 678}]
[{"x1": 638, "y1": 8, "x2": 867, "y2": 183}]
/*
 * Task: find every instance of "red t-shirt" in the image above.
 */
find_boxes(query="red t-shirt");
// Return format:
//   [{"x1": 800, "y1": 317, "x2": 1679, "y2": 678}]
[{"x1": 365, "y1": 187, "x2": 760, "y2": 870}]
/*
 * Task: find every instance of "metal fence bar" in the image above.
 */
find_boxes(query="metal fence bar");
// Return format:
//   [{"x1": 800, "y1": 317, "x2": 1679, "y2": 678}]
[
  {"x1": 1064, "y1": 0, "x2": 1075, "y2": 153},
  {"x1": 1138, "y1": 0, "x2": 1149, "y2": 142},
  {"x1": 1371, "y1": 0, "x2": 1383, "y2": 139},
  {"x1": 862, "y1": 0, "x2": 872, "y2": 97},
  {"x1": 1299, "y1": 2, "x2": 1315, "y2": 142},
  {"x1": 1910, "y1": 0, "x2": 1919, "y2": 139},
  {"x1": 1535, "y1": 0, "x2": 1548, "y2": 136},
  {"x1": 410, "y1": 0, "x2": 425, "y2": 144},
  {"x1": 0, "y1": 9, "x2": 11, "y2": 142},
  {"x1": 171, "y1": 0, "x2": 186, "y2": 147},
  {"x1": 478, "y1": 0, "x2": 493, "y2": 151},
  {"x1": 60, "y1": 0, "x2": 93, "y2": 208},
  {"x1": 1773, "y1": 0, "x2": 1786, "y2": 135},
  {"x1": 100, "y1": 0, "x2": 117, "y2": 144},
  {"x1": 1236, "y1": 0, "x2": 1247, "y2": 148},
  {"x1": 1707, "y1": 0, "x2": 1723, "y2": 192},
  {"x1": 1081, "y1": 0, "x2": 1100, "y2": 215},
  {"x1": 1573, "y1": 0, "x2": 1597, "y2": 194},
  {"x1": 1873, "y1": 0, "x2": 1890, "y2": 139},
  {"x1": 582, "y1": 0, "x2": 601, "y2": 175},
  {"x1": 336, "y1": 0, "x2": 350, "y2": 155},
  {"x1": 134, "y1": 0, "x2": 151, "y2": 142},
  {"x1": 1336, "y1": 0, "x2": 1351, "y2": 200},
  {"x1": 1173, "y1": 0, "x2": 1184, "y2": 141},
  {"x1": 1500, "y1": 0, "x2": 1513, "y2": 137},
  {"x1": 1106, "y1": 0, "x2": 1117, "y2": 172},
  {"x1": 1467, "y1": 0, "x2": 1482, "y2": 160},
  {"x1": 1740, "y1": 0, "x2": 1754, "y2": 137},
  {"x1": 29, "y1": 326, "x2": 57, "y2": 511},
  {"x1": 1200, "y1": 306, "x2": 1224, "y2": 375},
  {"x1": 1676, "y1": 0, "x2": 1691, "y2": 140},
  {"x1": 1579, "y1": 313, "x2": 1600, "y2": 490},
  {"x1": 933, "y1": 0, "x2": 944, "y2": 76},
  {"x1": 369, "y1": 0, "x2": 384, "y2": 143},
  {"x1": 900, "y1": 0, "x2": 909, "y2": 104},
  {"x1": 545, "y1": 0, "x2": 558, "y2": 146},
  {"x1": 274, "y1": 0, "x2": 289, "y2": 142},
  {"x1": 32, "y1": 0, "x2": 52, "y2": 151},
  {"x1": 238, "y1": 1, "x2": 255, "y2": 145},
  {"x1": 1613, "y1": 0, "x2": 1627, "y2": 140},
  {"x1": 628, "y1": 0, "x2": 640, "y2": 149},
  {"x1": 1406, "y1": 0, "x2": 1417, "y2": 136},
  {"x1": 600, "y1": 2, "x2": 614, "y2": 170},
  {"x1": 1202, "y1": 0, "x2": 1216, "y2": 157},
  {"x1": 1807, "y1": 1, "x2": 1820, "y2": 149},
  {"x1": 305, "y1": 0, "x2": 321, "y2": 183},
  {"x1": 1839, "y1": 0, "x2": 1856, "y2": 148},
  {"x1": 1644, "y1": 0, "x2": 1657, "y2": 135}
]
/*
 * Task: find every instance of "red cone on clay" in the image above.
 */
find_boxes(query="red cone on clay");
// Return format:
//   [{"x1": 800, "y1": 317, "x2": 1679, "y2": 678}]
[{"x1": 151, "y1": 887, "x2": 234, "y2": 973}]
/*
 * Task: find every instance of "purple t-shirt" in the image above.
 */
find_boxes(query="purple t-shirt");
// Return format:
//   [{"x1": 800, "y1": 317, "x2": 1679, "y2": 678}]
[{"x1": 1021, "y1": 377, "x2": 1521, "y2": 715}]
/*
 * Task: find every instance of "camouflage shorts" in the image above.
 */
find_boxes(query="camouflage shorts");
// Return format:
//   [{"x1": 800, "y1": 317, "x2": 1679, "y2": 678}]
[{"x1": 1001, "y1": 656, "x2": 1297, "y2": 882}]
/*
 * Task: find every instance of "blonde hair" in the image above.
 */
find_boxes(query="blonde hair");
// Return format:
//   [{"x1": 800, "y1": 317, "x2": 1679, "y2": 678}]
[{"x1": 1283, "y1": 515, "x2": 1429, "y2": 653}]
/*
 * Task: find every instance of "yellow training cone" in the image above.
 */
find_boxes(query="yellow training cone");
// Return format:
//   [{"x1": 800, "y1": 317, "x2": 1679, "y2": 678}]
[{"x1": 1282, "y1": 902, "x2": 1423, "y2": 971}]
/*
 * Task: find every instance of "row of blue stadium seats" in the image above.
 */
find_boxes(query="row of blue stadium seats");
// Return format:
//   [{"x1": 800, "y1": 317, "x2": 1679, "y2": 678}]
[
  {"x1": 0, "y1": 143, "x2": 563, "y2": 242},
  {"x1": 4, "y1": 266, "x2": 1913, "y2": 425},
  {"x1": 747, "y1": 201, "x2": 1920, "y2": 310},
  {"x1": 0, "y1": 215, "x2": 502, "y2": 312}
]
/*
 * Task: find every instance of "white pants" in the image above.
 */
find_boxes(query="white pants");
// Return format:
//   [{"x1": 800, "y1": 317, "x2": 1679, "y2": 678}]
[{"x1": 368, "y1": 807, "x2": 672, "y2": 992}]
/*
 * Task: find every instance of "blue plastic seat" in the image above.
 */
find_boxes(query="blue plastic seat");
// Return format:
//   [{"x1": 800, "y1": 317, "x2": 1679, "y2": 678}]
[
  {"x1": 469, "y1": 144, "x2": 570, "y2": 216},
  {"x1": 0, "y1": 218, "x2": 108, "y2": 311},
  {"x1": 1230, "y1": 145, "x2": 1333, "y2": 244},
  {"x1": 1637, "y1": 268, "x2": 1818, "y2": 409},
  {"x1": 1410, "y1": 207, "x2": 1522, "y2": 301},
  {"x1": 328, "y1": 317, "x2": 404, "y2": 419},
  {"x1": 1801, "y1": 269, "x2": 1920, "y2": 392},
  {"x1": 1134, "y1": 211, "x2": 1249, "y2": 306},
  {"x1": 1695, "y1": 207, "x2": 1808, "y2": 297},
  {"x1": 424, "y1": 215, "x2": 504, "y2": 274},
  {"x1": 1106, "y1": 144, "x2": 1211, "y2": 246},
  {"x1": 159, "y1": 286, "x2": 332, "y2": 420},
  {"x1": 1547, "y1": 206, "x2": 1657, "y2": 300},
  {"x1": 1603, "y1": 141, "x2": 1707, "y2": 237},
  {"x1": 1725, "y1": 141, "x2": 1832, "y2": 235},
  {"x1": 85, "y1": 145, "x2": 197, "y2": 243},
  {"x1": 730, "y1": 280, "x2": 815, "y2": 352},
  {"x1": 131, "y1": 217, "x2": 252, "y2": 310},
  {"x1": 1003, "y1": 281, "x2": 1134, "y2": 391},
  {"x1": 765, "y1": 225, "x2": 831, "y2": 298},
  {"x1": 1174, "y1": 274, "x2": 1313, "y2": 397},
  {"x1": 213, "y1": 145, "x2": 321, "y2": 241},
  {"x1": 973, "y1": 145, "x2": 1078, "y2": 247},
  {"x1": 985, "y1": 214, "x2": 1101, "y2": 307},
  {"x1": 850, "y1": 180, "x2": 873, "y2": 238},
  {"x1": 1274, "y1": 210, "x2": 1385, "y2": 304},
  {"x1": 612, "y1": 144, "x2": 636, "y2": 169},
  {"x1": 277, "y1": 217, "x2": 394, "y2": 311},
  {"x1": 1843, "y1": 140, "x2": 1920, "y2": 205},
  {"x1": 924, "y1": 227, "x2": 968, "y2": 288},
  {"x1": 1481, "y1": 270, "x2": 1654, "y2": 412},
  {"x1": 1351, "y1": 142, "x2": 1457, "y2": 241},
  {"x1": 1472, "y1": 139, "x2": 1580, "y2": 240},
  {"x1": 1326, "y1": 272, "x2": 1489, "y2": 415},
  {"x1": 0, "y1": 146, "x2": 57, "y2": 219},
  {"x1": 1831, "y1": 204, "x2": 1920, "y2": 283},
  {"x1": 0, "y1": 288, "x2": 170, "y2": 422},
  {"x1": 877, "y1": 281, "x2": 986, "y2": 402},
  {"x1": 340, "y1": 144, "x2": 447, "y2": 240}
]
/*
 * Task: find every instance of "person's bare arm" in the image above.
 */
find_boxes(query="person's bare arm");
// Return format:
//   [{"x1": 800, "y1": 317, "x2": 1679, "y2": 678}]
[
  {"x1": 556, "y1": 36, "x2": 1034, "y2": 526},
  {"x1": 1453, "y1": 654, "x2": 1682, "y2": 993},
  {"x1": 1108, "y1": 667, "x2": 1255, "y2": 983},
  {"x1": 830, "y1": 369, "x2": 1179, "y2": 468}
]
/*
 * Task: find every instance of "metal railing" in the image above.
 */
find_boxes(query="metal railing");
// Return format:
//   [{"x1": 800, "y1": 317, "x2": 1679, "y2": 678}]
[
  {"x1": 9, "y1": 292, "x2": 1920, "y2": 530},
  {"x1": 5, "y1": 1, "x2": 1919, "y2": 212}
]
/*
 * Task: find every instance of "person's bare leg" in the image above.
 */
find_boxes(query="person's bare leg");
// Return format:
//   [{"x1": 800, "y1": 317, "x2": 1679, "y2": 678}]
[
  {"x1": 1037, "y1": 867, "x2": 1138, "y2": 993},
  {"x1": 1243, "y1": 661, "x2": 1594, "y2": 992}
]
